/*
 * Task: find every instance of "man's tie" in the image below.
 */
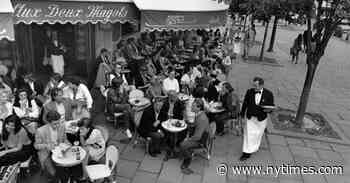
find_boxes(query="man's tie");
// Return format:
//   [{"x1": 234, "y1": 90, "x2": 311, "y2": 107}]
[{"x1": 255, "y1": 91, "x2": 261, "y2": 94}]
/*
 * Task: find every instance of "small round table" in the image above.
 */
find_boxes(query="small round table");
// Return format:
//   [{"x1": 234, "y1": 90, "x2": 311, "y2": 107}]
[
  {"x1": 161, "y1": 119, "x2": 187, "y2": 160},
  {"x1": 207, "y1": 102, "x2": 226, "y2": 114},
  {"x1": 52, "y1": 146, "x2": 87, "y2": 167}
]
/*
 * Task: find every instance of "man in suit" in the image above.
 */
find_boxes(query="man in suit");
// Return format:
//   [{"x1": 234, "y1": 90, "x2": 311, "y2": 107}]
[
  {"x1": 35, "y1": 110, "x2": 70, "y2": 183},
  {"x1": 137, "y1": 97, "x2": 165, "y2": 157},
  {"x1": 240, "y1": 77, "x2": 274, "y2": 161}
]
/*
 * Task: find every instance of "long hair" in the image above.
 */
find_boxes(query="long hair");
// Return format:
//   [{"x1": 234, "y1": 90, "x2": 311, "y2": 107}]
[
  {"x1": 2, "y1": 114, "x2": 22, "y2": 141},
  {"x1": 13, "y1": 88, "x2": 32, "y2": 108}
]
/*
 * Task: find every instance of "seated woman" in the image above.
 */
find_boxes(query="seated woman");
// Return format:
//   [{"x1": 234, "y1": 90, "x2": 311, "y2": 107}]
[
  {"x1": 162, "y1": 67, "x2": 180, "y2": 94},
  {"x1": 106, "y1": 77, "x2": 133, "y2": 139},
  {"x1": 0, "y1": 114, "x2": 34, "y2": 166},
  {"x1": 214, "y1": 82, "x2": 240, "y2": 136},
  {"x1": 13, "y1": 89, "x2": 40, "y2": 119},
  {"x1": 77, "y1": 118, "x2": 105, "y2": 163},
  {"x1": 44, "y1": 73, "x2": 66, "y2": 98},
  {"x1": 137, "y1": 98, "x2": 164, "y2": 157}
]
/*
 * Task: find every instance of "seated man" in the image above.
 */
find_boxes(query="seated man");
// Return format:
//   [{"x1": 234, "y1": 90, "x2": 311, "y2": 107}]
[
  {"x1": 106, "y1": 77, "x2": 133, "y2": 139},
  {"x1": 180, "y1": 98, "x2": 210, "y2": 174},
  {"x1": 137, "y1": 97, "x2": 165, "y2": 157}
]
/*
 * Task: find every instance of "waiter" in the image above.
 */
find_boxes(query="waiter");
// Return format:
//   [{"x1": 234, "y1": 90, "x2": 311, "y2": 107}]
[{"x1": 239, "y1": 77, "x2": 274, "y2": 161}]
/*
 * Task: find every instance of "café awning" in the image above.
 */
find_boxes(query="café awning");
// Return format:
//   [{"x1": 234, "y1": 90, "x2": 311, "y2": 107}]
[
  {"x1": 0, "y1": 0, "x2": 15, "y2": 41},
  {"x1": 133, "y1": 0, "x2": 228, "y2": 31},
  {"x1": 12, "y1": 0, "x2": 139, "y2": 25}
]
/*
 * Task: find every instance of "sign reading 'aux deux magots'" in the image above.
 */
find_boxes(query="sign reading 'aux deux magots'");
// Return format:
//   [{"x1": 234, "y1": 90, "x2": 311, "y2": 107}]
[{"x1": 13, "y1": 1, "x2": 139, "y2": 24}]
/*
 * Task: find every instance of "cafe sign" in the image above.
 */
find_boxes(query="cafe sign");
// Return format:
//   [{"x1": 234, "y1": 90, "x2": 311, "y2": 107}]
[
  {"x1": 142, "y1": 10, "x2": 226, "y2": 31},
  {"x1": 12, "y1": 1, "x2": 139, "y2": 24}
]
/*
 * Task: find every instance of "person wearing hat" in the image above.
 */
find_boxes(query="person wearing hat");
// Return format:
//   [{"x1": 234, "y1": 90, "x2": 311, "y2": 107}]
[{"x1": 106, "y1": 77, "x2": 134, "y2": 139}]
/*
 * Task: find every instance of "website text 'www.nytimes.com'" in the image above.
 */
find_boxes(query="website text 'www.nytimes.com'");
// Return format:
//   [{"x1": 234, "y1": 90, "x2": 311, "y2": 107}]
[{"x1": 217, "y1": 163, "x2": 343, "y2": 177}]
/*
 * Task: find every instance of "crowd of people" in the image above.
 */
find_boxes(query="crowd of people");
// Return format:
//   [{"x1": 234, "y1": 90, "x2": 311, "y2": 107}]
[{"x1": 0, "y1": 25, "x2": 274, "y2": 182}]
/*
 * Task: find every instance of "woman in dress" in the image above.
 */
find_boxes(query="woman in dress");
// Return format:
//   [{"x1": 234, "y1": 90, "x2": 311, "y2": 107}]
[
  {"x1": 49, "y1": 38, "x2": 66, "y2": 76},
  {"x1": 0, "y1": 114, "x2": 34, "y2": 166}
]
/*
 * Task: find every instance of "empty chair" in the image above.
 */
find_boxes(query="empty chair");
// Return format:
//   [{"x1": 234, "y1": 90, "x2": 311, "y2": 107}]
[{"x1": 85, "y1": 145, "x2": 119, "y2": 182}]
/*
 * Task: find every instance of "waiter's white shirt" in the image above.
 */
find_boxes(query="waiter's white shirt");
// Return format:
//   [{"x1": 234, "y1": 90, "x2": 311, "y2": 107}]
[{"x1": 255, "y1": 88, "x2": 263, "y2": 105}]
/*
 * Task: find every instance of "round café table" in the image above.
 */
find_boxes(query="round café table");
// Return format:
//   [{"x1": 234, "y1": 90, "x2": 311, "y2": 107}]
[
  {"x1": 52, "y1": 146, "x2": 87, "y2": 167},
  {"x1": 161, "y1": 119, "x2": 187, "y2": 160},
  {"x1": 207, "y1": 102, "x2": 226, "y2": 114}
]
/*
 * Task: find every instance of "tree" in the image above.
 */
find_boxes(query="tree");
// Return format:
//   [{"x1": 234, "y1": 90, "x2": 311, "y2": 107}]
[{"x1": 294, "y1": 0, "x2": 350, "y2": 127}]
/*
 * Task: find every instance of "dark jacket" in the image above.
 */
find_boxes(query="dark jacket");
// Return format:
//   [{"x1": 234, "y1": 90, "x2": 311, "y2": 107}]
[
  {"x1": 240, "y1": 88, "x2": 274, "y2": 121},
  {"x1": 158, "y1": 100, "x2": 184, "y2": 122},
  {"x1": 206, "y1": 79, "x2": 219, "y2": 102},
  {"x1": 137, "y1": 105, "x2": 160, "y2": 138},
  {"x1": 23, "y1": 81, "x2": 44, "y2": 97}
]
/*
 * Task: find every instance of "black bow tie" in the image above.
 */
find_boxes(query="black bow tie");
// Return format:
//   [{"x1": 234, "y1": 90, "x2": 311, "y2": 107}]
[{"x1": 255, "y1": 91, "x2": 262, "y2": 94}]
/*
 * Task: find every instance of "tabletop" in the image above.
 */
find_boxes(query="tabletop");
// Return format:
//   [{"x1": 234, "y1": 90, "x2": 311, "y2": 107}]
[
  {"x1": 161, "y1": 119, "x2": 187, "y2": 133},
  {"x1": 52, "y1": 146, "x2": 86, "y2": 167}
]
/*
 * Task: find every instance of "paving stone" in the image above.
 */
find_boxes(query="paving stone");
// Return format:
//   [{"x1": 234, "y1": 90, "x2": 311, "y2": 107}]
[
  {"x1": 331, "y1": 144, "x2": 350, "y2": 153},
  {"x1": 139, "y1": 155, "x2": 163, "y2": 174},
  {"x1": 246, "y1": 150, "x2": 274, "y2": 165},
  {"x1": 285, "y1": 137, "x2": 305, "y2": 146},
  {"x1": 158, "y1": 159, "x2": 183, "y2": 183},
  {"x1": 202, "y1": 157, "x2": 226, "y2": 183},
  {"x1": 270, "y1": 145, "x2": 294, "y2": 162},
  {"x1": 289, "y1": 145, "x2": 319, "y2": 160},
  {"x1": 181, "y1": 174, "x2": 201, "y2": 183},
  {"x1": 187, "y1": 157, "x2": 205, "y2": 175},
  {"x1": 260, "y1": 135, "x2": 269, "y2": 150},
  {"x1": 324, "y1": 175, "x2": 350, "y2": 183},
  {"x1": 116, "y1": 176, "x2": 131, "y2": 183},
  {"x1": 278, "y1": 177, "x2": 303, "y2": 183},
  {"x1": 304, "y1": 140, "x2": 332, "y2": 150},
  {"x1": 132, "y1": 171, "x2": 158, "y2": 183},
  {"x1": 302, "y1": 174, "x2": 327, "y2": 183},
  {"x1": 117, "y1": 159, "x2": 139, "y2": 179},
  {"x1": 316, "y1": 149, "x2": 344, "y2": 161},
  {"x1": 267, "y1": 134, "x2": 287, "y2": 146},
  {"x1": 121, "y1": 145, "x2": 146, "y2": 162},
  {"x1": 247, "y1": 176, "x2": 279, "y2": 183}
]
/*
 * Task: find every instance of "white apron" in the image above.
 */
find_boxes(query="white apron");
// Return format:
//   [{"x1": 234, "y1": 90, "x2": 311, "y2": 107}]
[
  {"x1": 242, "y1": 116, "x2": 267, "y2": 153},
  {"x1": 51, "y1": 54, "x2": 64, "y2": 76}
]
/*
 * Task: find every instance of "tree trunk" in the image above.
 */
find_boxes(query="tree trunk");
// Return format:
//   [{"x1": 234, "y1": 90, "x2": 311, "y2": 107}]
[
  {"x1": 259, "y1": 20, "x2": 269, "y2": 61},
  {"x1": 267, "y1": 16, "x2": 278, "y2": 52},
  {"x1": 295, "y1": 57, "x2": 318, "y2": 127}
]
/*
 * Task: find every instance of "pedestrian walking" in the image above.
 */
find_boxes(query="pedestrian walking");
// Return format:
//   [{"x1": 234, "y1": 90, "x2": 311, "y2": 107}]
[{"x1": 290, "y1": 34, "x2": 302, "y2": 64}]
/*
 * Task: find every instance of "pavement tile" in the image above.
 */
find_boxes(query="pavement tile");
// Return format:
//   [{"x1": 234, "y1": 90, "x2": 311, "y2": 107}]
[
  {"x1": 202, "y1": 157, "x2": 226, "y2": 183},
  {"x1": 267, "y1": 134, "x2": 287, "y2": 146},
  {"x1": 270, "y1": 145, "x2": 294, "y2": 162},
  {"x1": 289, "y1": 145, "x2": 319, "y2": 160},
  {"x1": 324, "y1": 175, "x2": 350, "y2": 183},
  {"x1": 139, "y1": 155, "x2": 163, "y2": 174},
  {"x1": 285, "y1": 137, "x2": 305, "y2": 147},
  {"x1": 316, "y1": 149, "x2": 344, "y2": 161},
  {"x1": 121, "y1": 145, "x2": 146, "y2": 162},
  {"x1": 158, "y1": 159, "x2": 183, "y2": 183},
  {"x1": 181, "y1": 174, "x2": 201, "y2": 183},
  {"x1": 260, "y1": 135, "x2": 269, "y2": 150},
  {"x1": 302, "y1": 174, "x2": 327, "y2": 183},
  {"x1": 187, "y1": 157, "x2": 205, "y2": 175},
  {"x1": 132, "y1": 171, "x2": 158, "y2": 183},
  {"x1": 331, "y1": 144, "x2": 350, "y2": 153},
  {"x1": 247, "y1": 176, "x2": 279, "y2": 183},
  {"x1": 116, "y1": 176, "x2": 131, "y2": 183},
  {"x1": 278, "y1": 178, "x2": 303, "y2": 183},
  {"x1": 304, "y1": 140, "x2": 332, "y2": 150},
  {"x1": 117, "y1": 159, "x2": 140, "y2": 179}
]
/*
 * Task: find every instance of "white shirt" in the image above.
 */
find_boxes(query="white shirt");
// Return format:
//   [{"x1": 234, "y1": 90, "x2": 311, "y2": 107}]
[
  {"x1": 49, "y1": 126, "x2": 58, "y2": 144},
  {"x1": 65, "y1": 84, "x2": 93, "y2": 109},
  {"x1": 255, "y1": 89, "x2": 263, "y2": 105},
  {"x1": 56, "y1": 103, "x2": 66, "y2": 122},
  {"x1": 29, "y1": 82, "x2": 35, "y2": 93},
  {"x1": 192, "y1": 67, "x2": 202, "y2": 79},
  {"x1": 180, "y1": 73, "x2": 195, "y2": 86},
  {"x1": 13, "y1": 99, "x2": 39, "y2": 118},
  {"x1": 163, "y1": 77, "x2": 179, "y2": 93},
  {"x1": 109, "y1": 73, "x2": 128, "y2": 86}
]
